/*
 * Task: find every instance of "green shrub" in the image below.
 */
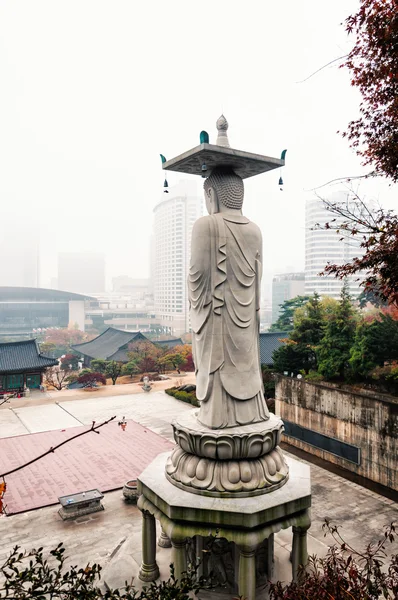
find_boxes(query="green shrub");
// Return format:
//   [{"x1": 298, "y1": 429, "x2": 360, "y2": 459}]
[
  {"x1": 165, "y1": 387, "x2": 199, "y2": 407},
  {"x1": 305, "y1": 370, "x2": 324, "y2": 382}
]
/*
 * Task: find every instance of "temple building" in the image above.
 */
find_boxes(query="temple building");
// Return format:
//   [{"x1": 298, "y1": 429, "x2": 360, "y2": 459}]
[
  {"x1": 72, "y1": 327, "x2": 183, "y2": 366},
  {"x1": 0, "y1": 339, "x2": 57, "y2": 393}
]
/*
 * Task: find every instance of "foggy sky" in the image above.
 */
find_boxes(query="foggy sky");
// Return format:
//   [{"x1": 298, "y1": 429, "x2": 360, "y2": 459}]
[{"x1": 0, "y1": 0, "x2": 396, "y2": 291}]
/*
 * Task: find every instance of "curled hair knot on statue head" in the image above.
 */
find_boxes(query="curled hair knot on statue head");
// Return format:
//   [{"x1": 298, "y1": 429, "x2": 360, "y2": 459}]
[{"x1": 204, "y1": 167, "x2": 244, "y2": 210}]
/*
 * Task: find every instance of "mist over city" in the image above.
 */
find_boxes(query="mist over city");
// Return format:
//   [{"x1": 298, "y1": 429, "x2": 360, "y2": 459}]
[{"x1": 0, "y1": 2, "x2": 397, "y2": 598}]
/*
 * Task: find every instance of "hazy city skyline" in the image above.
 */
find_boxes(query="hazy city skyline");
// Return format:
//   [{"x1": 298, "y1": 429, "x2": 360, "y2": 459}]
[{"x1": 0, "y1": 0, "x2": 396, "y2": 291}]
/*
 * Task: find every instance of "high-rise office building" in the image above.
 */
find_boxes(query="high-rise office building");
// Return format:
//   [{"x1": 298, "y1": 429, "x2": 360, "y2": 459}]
[
  {"x1": 305, "y1": 193, "x2": 365, "y2": 300},
  {"x1": 58, "y1": 252, "x2": 105, "y2": 294},
  {"x1": 272, "y1": 272, "x2": 305, "y2": 323},
  {"x1": 153, "y1": 180, "x2": 203, "y2": 336},
  {"x1": 0, "y1": 226, "x2": 40, "y2": 288}
]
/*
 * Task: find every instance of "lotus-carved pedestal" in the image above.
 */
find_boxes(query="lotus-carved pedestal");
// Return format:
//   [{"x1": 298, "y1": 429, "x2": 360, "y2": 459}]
[{"x1": 166, "y1": 411, "x2": 289, "y2": 496}]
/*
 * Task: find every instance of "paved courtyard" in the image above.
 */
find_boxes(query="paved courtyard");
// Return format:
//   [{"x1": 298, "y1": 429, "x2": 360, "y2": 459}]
[{"x1": 0, "y1": 387, "x2": 397, "y2": 590}]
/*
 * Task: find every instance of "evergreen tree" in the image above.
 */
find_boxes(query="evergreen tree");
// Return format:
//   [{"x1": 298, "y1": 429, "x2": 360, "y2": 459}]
[
  {"x1": 317, "y1": 284, "x2": 357, "y2": 380},
  {"x1": 272, "y1": 293, "x2": 324, "y2": 374},
  {"x1": 269, "y1": 296, "x2": 311, "y2": 333},
  {"x1": 350, "y1": 314, "x2": 398, "y2": 377}
]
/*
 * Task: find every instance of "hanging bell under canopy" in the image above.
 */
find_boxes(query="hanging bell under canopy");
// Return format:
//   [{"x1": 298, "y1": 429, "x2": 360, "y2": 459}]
[
  {"x1": 164, "y1": 178, "x2": 169, "y2": 193},
  {"x1": 278, "y1": 176, "x2": 283, "y2": 186}
]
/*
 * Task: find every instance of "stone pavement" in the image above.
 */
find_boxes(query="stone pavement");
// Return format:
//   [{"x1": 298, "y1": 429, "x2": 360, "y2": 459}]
[
  {"x1": 0, "y1": 387, "x2": 397, "y2": 590},
  {"x1": 0, "y1": 454, "x2": 396, "y2": 591},
  {"x1": 0, "y1": 391, "x2": 193, "y2": 440},
  {"x1": 0, "y1": 419, "x2": 173, "y2": 514}
]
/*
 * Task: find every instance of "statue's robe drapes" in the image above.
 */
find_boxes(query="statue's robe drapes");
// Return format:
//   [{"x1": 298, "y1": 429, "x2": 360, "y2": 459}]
[{"x1": 188, "y1": 213, "x2": 269, "y2": 429}]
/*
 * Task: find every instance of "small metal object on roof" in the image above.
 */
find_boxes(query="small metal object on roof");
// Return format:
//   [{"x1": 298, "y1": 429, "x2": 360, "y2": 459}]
[{"x1": 161, "y1": 115, "x2": 285, "y2": 180}]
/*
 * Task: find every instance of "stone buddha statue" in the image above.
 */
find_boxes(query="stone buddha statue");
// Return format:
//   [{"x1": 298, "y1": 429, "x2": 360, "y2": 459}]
[
  {"x1": 165, "y1": 116, "x2": 288, "y2": 497},
  {"x1": 189, "y1": 166, "x2": 269, "y2": 429}
]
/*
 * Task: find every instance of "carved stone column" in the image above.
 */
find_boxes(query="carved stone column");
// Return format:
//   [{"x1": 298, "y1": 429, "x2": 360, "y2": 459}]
[
  {"x1": 267, "y1": 533, "x2": 275, "y2": 579},
  {"x1": 138, "y1": 510, "x2": 159, "y2": 582},
  {"x1": 158, "y1": 527, "x2": 171, "y2": 548},
  {"x1": 292, "y1": 524, "x2": 310, "y2": 581},
  {"x1": 171, "y1": 538, "x2": 187, "y2": 581},
  {"x1": 196, "y1": 536, "x2": 204, "y2": 578},
  {"x1": 238, "y1": 546, "x2": 257, "y2": 600}
]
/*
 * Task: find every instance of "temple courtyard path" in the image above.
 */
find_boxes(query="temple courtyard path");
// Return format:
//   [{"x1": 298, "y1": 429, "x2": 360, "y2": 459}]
[{"x1": 0, "y1": 387, "x2": 397, "y2": 589}]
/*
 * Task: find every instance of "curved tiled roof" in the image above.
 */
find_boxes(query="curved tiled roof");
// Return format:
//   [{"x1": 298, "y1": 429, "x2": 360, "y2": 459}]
[
  {"x1": 73, "y1": 328, "x2": 186, "y2": 362},
  {"x1": 259, "y1": 332, "x2": 288, "y2": 366},
  {"x1": 0, "y1": 340, "x2": 58, "y2": 374},
  {"x1": 72, "y1": 328, "x2": 147, "y2": 360}
]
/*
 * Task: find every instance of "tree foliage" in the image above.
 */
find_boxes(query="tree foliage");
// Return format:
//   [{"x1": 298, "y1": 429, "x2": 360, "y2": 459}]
[
  {"x1": 350, "y1": 313, "x2": 398, "y2": 377},
  {"x1": 321, "y1": 195, "x2": 398, "y2": 306},
  {"x1": 342, "y1": 0, "x2": 398, "y2": 181},
  {"x1": 0, "y1": 521, "x2": 396, "y2": 600},
  {"x1": 272, "y1": 294, "x2": 325, "y2": 374},
  {"x1": 270, "y1": 296, "x2": 311, "y2": 333},
  {"x1": 42, "y1": 329, "x2": 93, "y2": 358},
  {"x1": 44, "y1": 367, "x2": 69, "y2": 391},
  {"x1": 105, "y1": 361, "x2": 123, "y2": 385},
  {"x1": 121, "y1": 361, "x2": 140, "y2": 378},
  {"x1": 77, "y1": 372, "x2": 106, "y2": 388},
  {"x1": 317, "y1": 284, "x2": 357, "y2": 379},
  {"x1": 158, "y1": 352, "x2": 185, "y2": 374},
  {"x1": 0, "y1": 544, "x2": 208, "y2": 600},
  {"x1": 60, "y1": 353, "x2": 80, "y2": 371},
  {"x1": 90, "y1": 359, "x2": 108, "y2": 374},
  {"x1": 269, "y1": 520, "x2": 398, "y2": 599}
]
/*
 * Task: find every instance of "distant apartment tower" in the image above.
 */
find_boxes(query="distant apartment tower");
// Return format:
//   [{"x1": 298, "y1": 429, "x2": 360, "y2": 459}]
[
  {"x1": 305, "y1": 194, "x2": 365, "y2": 300},
  {"x1": 112, "y1": 276, "x2": 150, "y2": 295},
  {"x1": 153, "y1": 181, "x2": 203, "y2": 336},
  {"x1": 0, "y1": 227, "x2": 40, "y2": 288},
  {"x1": 58, "y1": 253, "x2": 105, "y2": 294},
  {"x1": 272, "y1": 272, "x2": 305, "y2": 323}
]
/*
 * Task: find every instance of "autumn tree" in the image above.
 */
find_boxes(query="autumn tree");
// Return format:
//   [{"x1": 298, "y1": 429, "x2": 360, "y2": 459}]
[
  {"x1": 342, "y1": 0, "x2": 398, "y2": 181},
  {"x1": 158, "y1": 352, "x2": 185, "y2": 374},
  {"x1": 320, "y1": 195, "x2": 398, "y2": 306},
  {"x1": 128, "y1": 340, "x2": 162, "y2": 362},
  {"x1": 44, "y1": 367, "x2": 69, "y2": 391},
  {"x1": 42, "y1": 328, "x2": 93, "y2": 358},
  {"x1": 316, "y1": 1, "x2": 398, "y2": 304},
  {"x1": 269, "y1": 521, "x2": 398, "y2": 599},
  {"x1": 77, "y1": 372, "x2": 106, "y2": 388},
  {"x1": 182, "y1": 352, "x2": 195, "y2": 372},
  {"x1": 59, "y1": 353, "x2": 79, "y2": 371},
  {"x1": 137, "y1": 356, "x2": 157, "y2": 374}
]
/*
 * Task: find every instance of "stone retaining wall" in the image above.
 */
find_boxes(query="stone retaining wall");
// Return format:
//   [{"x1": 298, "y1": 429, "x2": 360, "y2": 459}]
[{"x1": 275, "y1": 376, "x2": 398, "y2": 491}]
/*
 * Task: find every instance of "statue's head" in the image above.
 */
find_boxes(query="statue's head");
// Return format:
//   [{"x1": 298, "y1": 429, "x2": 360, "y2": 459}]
[{"x1": 204, "y1": 167, "x2": 244, "y2": 215}]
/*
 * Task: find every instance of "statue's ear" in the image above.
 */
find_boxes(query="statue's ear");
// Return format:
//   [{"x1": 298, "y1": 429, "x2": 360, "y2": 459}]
[{"x1": 208, "y1": 187, "x2": 219, "y2": 214}]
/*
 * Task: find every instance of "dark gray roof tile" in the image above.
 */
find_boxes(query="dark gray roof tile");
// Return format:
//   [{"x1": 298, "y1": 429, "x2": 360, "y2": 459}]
[
  {"x1": 0, "y1": 340, "x2": 58, "y2": 374},
  {"x1": 259, "y1": 332, "x2": 288, "y2": 365}
]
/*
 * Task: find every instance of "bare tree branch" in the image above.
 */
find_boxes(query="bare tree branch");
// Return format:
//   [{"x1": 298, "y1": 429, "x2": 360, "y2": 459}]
[
  {"x1": 0, "y1": 416, "x2": 116, "y2": 479},
  {"x1": 306, "y1": 172, "x2": 377, "y2": 192},
  {"x1": 296, "y1": 54, "x2": 348, "y2": 83}
]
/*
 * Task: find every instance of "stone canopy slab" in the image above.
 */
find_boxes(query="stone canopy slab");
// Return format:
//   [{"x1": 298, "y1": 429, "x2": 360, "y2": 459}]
[
  {"x1": 162, "y1": 143, "x2": 284, "y2": 179},
  {"x1": 137, "y1": 452, "x2": 311, "y2": 530}
]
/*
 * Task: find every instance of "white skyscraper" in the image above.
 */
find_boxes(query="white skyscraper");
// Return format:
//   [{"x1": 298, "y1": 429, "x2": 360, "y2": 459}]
[
  {"x1": 305, "y1": 193, "x2": 365, "y2": 300},
  {"x1": 153, "y1": 180, "x2": 203, "y2": 336}
]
